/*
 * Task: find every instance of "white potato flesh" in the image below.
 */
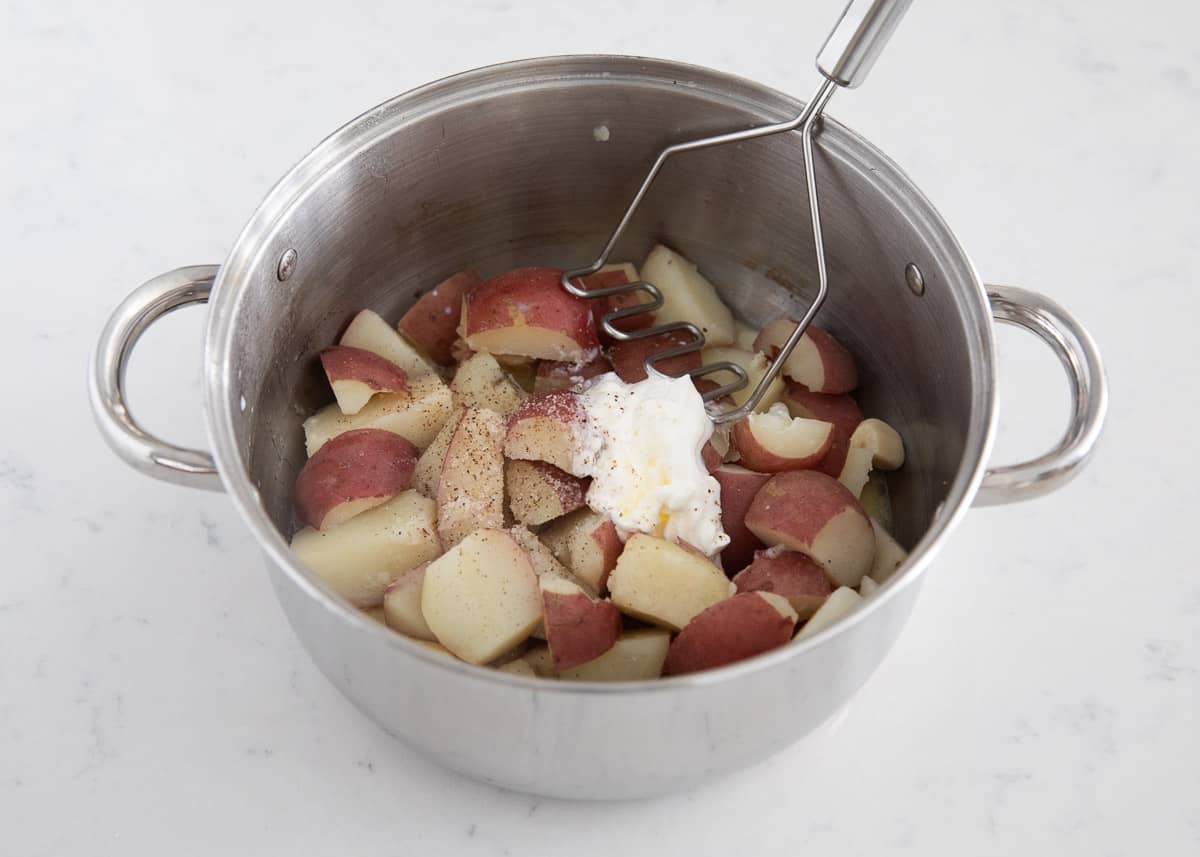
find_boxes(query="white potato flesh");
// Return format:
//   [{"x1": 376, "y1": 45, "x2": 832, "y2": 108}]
[
  {"x1": 700, "y1": 346, "x2": 784, "y2": 411},
  {"x1": 303, "y1": 373, "x2": 452, "y2": 455},
  {"x1": 795, "y1": 586, "x2": 863, "y2": 640},
  {"x1": 837, "y1": 446, "x2": 875, "y2": 498},
  {"x1": 641, "y1": 244, "x2": 735, "y2": 346},
  {"x1": 290, "y1": 490, "x2": 441, "y2": 608},
  {"x1": 559, "y1": 629, "x2": 672, "y2": 681},
  {"x1": 340, "y1": 309, "x2": 436, "y2": 379},
  {"x1": 607, "y1": 534, "x2": 734, "y2": 631},
  {"x1": 450, "y1": 352, "x2": 526, "y2": 416},
  {"x1": 412, "y1": 407, "x2": 463, "y2": 497},
  {"x1": 497, "y1": 658, "x2": 537, "y2": 677},
  {"x1": 734, "y1": 318, "x2": 760, "y2": 351},
  {"x1": 745, "y1": 403, "x2": 833, "y2": 458},
  {"x1": 382, "y1": 563, "x2": 436, "y2": 641},
  {"x1": 849, "y1": 418, "x2": 906, "y2": 470},
  {"x1": 520, "y1": 645, "x2": 558, "y2": 678},
  {"x1": 870, "y1": 518, "x2": 909, "y2": 582},
  {"x1": 435, "y1": 407, "x2": 506, "y2": 547},
  {"x1": 420, "y1": 529, "x2": 543, "y2": 664}
]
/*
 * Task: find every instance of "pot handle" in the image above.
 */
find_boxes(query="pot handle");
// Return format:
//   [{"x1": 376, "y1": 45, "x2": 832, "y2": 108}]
[
  {"x1": 89, "y1": 266, "x2": 224, "y2": 492},
  {"x1": 974, "y1": 284, "x2": 1107, "y2": 506}
]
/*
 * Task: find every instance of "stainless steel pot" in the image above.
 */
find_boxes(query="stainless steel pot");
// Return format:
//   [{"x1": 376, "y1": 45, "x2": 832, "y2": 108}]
[{"x1": 89, "y1": 56, "x2": 1107, "y2": 799}]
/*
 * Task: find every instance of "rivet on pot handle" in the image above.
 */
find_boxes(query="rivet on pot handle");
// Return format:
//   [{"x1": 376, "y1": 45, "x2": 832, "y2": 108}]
[
  {"x1": 89, "y1": 266, "x2": 224, "y2": 491},
  {"x1": 975, "y1": 284, "x2": 1108, "y2": 506}
]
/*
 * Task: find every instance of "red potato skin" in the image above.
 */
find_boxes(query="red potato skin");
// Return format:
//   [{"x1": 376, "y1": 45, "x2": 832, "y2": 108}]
[
  {"x1": 541, "y1": 590, "x2": 623, "y2": 671},
  {"x1": 664, "y1": 593, "x2": 795, "y2": 675},
  {"x1": 756, "y1": 322, "x2": 858, "y2": 394},
  {"x1": 609, "y1": 331, "x2": 702, "y2": 383},
  {"x1": 504, "y1": 390, "x2": 587, "y2": 471},
  {"x1": 744, "y1": 469, "x2": 866, "y2": 552},
  {"x1": 463, "y1": 267, "x2": 600, "y2": 352},
  {"x1": 294, "y1": 429, "x2": 418, "y2": 529},
  {"x1": 783, "y1": 383, "x2": 863, "y2": 476},
  {"x1": 701, "y1": 441, "x2": 723, "y2": 473},
  {"x1": 573, "y1": 269, "x2": 654, "y2": 338},
  {"x1": 588, "y1": 518, "x2": 622, "y2": 592},
  {"x1": 804, "y1": 326, "x2": 858, "y2": 394},
  {"x1": 534, "y1": 354, "x2": 613, "y2": 392},
  {"x1": 320, "y1": 346, "x2": 409, "y2": 392},
  {"x1": 397, "y1": 271, "x2": 481, "y2": 365},
  {"x1": 545, "y1": 512, "x2": 622, "y2": 593},
  {"x1": 691, "y1": 377, "x2": 735, "y2": 408},
  {"x1": 733, "y1": 549, "x2": 833, "y2": 620},
  {"x1": 507, "y1": 389, "x2": 586, "y2": 425},
  {"x1": 713, "y1": 465, "x2": 773, "y2": 574},
  {"x1": 731, "y1": 418, "x2": 833, "y2": 473}
]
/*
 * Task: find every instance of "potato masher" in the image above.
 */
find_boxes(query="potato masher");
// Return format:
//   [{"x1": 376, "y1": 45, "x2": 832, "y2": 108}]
[{"x1": 561, "y1": 0, "x2": 912, "y2": 423}]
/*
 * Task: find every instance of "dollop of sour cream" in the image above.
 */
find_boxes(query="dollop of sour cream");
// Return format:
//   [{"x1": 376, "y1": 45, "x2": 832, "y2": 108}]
[{"x1": 574, "y1": 372, "x2": 729, "y2": 556}]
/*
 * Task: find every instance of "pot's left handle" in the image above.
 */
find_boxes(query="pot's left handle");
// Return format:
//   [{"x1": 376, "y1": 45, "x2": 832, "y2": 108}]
[{"x1": 89, "y1": 266, "x2": 224, "y2": 491}]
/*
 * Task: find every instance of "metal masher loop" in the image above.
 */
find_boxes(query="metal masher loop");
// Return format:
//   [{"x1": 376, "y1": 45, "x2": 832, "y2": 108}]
[{"x1": 562, "y1": 0, "x2": 912, "y2": 423}]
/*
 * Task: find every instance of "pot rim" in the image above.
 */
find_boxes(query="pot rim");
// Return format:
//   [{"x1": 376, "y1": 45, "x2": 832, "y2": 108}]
[{"x1": 202, "y1": 54, "x2": 996, "y2": 693}]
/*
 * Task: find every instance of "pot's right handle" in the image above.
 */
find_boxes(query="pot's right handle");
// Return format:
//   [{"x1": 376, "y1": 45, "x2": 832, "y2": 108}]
[
  {"x1": 974, "y1": 284, "x2": 1108, "y2": 506},
  {"x1": 89, "y1": 266, "x2": 224, "y2": 491}
]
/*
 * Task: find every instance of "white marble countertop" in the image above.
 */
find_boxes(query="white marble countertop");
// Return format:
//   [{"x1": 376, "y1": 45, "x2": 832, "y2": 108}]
[{"x1": 3, "y1": 0, "x2": 1197, "y2": 853}]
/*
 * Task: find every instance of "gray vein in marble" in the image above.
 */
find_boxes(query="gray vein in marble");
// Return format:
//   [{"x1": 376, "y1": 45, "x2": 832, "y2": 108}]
[
  {"x1": 0, "y1": 456, "x2": 41, "y2": 514},
  {"x1": 198, "y1": 513, "x2": 224, "y2": 549},
  {"x1": 1143, "y1": 638, "x2": 1196, "y2": 682},
  {"x1": 986, "y1": 770, "x2": 1034, "y2": 835}
]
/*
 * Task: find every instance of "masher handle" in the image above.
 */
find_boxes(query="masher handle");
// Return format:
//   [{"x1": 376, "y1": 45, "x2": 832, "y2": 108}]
[{"x1": 817, "y1": 0, "x2": 913, "y2": 88}]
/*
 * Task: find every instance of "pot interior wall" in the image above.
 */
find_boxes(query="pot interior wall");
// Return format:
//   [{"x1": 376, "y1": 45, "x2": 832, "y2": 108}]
[{"x1": 220, "y1": 60, "x2": 982, "y2": 551}]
